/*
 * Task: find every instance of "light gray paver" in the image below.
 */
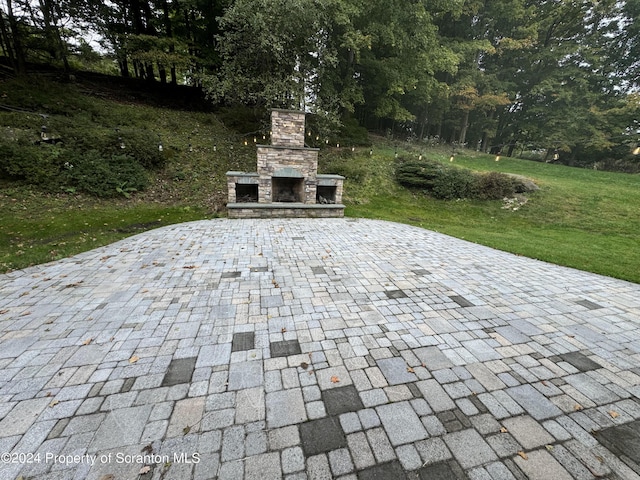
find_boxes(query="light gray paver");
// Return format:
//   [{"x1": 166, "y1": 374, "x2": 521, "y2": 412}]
[
  {"x1": 502, "y1": 415, "x2": 554, "y2": 449},
  {"x1": 0, "y1": 398, "x2": 50, "y2": 437},
  {"x1": 444, "y1": 428, "x2": 498, "y2": 469},
  {"x1": 245, "y1": 452, "x2": 282, "y2": 480},
  {"x1": 88, "y1": 405, "x2": 152, "y2": 451},
  {"x1": 514, "y1": 449, "x2": 574, "y2": 480},
  {"x1": 376, "y1": 401, "x2": 428, "y2": 446},
  {"x1": 416, "y1": 379, "x2": 456, "y2": 412},
  {"x1": 266, "y1": 389, "x2": 307, "y2": 428}
]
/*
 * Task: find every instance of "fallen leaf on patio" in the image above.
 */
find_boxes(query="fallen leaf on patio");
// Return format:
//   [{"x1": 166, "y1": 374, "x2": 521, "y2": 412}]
[
  {"x1": 44, "y1": 319, "x2": 54, "y2": 324},
  {"x1": 20, "y1": 311, "x2": 31, "y2": 316},
  {"x1": 183, "y1": 426, "x2": 191, "y2": 435},
  {"x1": 421, "y1": 363, "x2": 426, "y2": 368},
  {"x1": 139, "y1": 466, "x2": 151, "y2": 475},
  {"x1": 82, "y1": 338, "x2": 93, "y2": 346},
  {"x1": 546, "y1": 445, "x2": 554, "y2": 451},
  {"x1": 281, "y1": 327, "x2": 287, "y2": 333},
  {"x1": 500, "y1": 427, "x2": 508, "y2": 433},
  {"x1": 300, "y1": 362, "x2": 309, "y2": 370},
  {"x1": 49, "y1": 399, "x2": 59, "y2": 407},
  {"x1": 0, "y1": 309, "x2": 8, "y2": 314},
  {"x1": 541, "y1": 380, "x2": 548, "y2": 386},
  {"x1": 517, "y1": 451, "x2": 528, "y2": 460},
  {"x1": 568, "y1": 335, "x2": 575, "y2": 338},
  {"x1": 99, "y1": 475, "x2": 115, "y2": 480},
  {"x1": 330, "y1": 376, "x2": 340, "y2": 383},
  {"x1": 19, "y1": 291, "x2": 29, "y2": 297},
  {"x1": 45, "y1": 392, "x2": 52, "y2": 397},
  {"x1": 407, "y1": 367, "x2": 415, "y2": 373},
  {"x1": 142, "y1": 444, "x2": 153, "y2": 454},
  {"x1": 574, "y1": 404, "x2": 584, "y2": 411},
  {"x1": 183, "y1": 265, "x2": 197, "y2": 269},
  {"x1": 609, "y1": 410, "x2": 619, "y2": 418},
  {"x1": 129, "y1": 355, "x2": 139, "y2": 364}
]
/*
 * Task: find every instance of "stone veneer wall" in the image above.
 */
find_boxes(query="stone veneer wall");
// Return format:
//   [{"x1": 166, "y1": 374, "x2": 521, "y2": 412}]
[
  {"x1": 229, "y1": 205, "x2": 345, "y2": 218},
  {"x1": 257, "y1": 146, "x2": 319, "y2": 204},
  {"x1": 270, "y1": 109, "x2": 306, "y2": 147}
]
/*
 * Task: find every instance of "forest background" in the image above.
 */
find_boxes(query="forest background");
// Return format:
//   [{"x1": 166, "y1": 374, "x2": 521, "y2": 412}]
[{"x1": 2, "y1": 0, "x2": 640, "y2": 170}]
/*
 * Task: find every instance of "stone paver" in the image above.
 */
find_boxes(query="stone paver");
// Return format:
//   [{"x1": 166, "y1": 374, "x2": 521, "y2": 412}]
[{"x1": 1, "y1": 218, "x2": 640, "y2": 479}]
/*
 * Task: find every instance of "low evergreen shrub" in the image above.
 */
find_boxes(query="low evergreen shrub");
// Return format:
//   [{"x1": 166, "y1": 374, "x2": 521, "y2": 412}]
[
  {"x1": 60, "y1": 151, "x2": 149, "y2": 198},
  {"x1": 396, "y1": 158, "x2": 523, "y2": 201},
  {"x1": 475, "y1": 171, "x2": 517, "y2": 200}
]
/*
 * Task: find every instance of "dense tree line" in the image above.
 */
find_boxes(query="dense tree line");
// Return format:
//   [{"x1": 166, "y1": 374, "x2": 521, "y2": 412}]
[{"x1": 1, "y1": 0, "x2": 639, "y2": 166}]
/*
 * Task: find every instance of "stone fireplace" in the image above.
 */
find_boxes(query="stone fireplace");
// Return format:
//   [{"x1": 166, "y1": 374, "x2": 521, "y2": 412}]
[{"x1": 226, "y1": 109, "x2": 345, "y2": 218}]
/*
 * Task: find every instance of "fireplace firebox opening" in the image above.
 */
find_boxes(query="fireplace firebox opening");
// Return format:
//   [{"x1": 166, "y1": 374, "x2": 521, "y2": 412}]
[
  {"x1": 316, "y1": 186, "x2": 337, "y2": 204},
  {"x1": 235, "y1": 184, "x2": 258, "y2": 203},
  {"x1": 273, "y1": 177, "x2": 304, "y2": 203}
]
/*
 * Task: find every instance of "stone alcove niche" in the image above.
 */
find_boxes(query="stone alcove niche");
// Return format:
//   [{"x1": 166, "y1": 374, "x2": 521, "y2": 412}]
[{"x1": 226, "y1": 109, "x2": 345, "y2": 218}]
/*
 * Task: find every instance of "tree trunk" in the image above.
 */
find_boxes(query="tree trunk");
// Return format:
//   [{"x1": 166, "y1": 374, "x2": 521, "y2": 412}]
[
  {"x1": 0, "y1": 8, "x2": 17, "y2": 71},
  {"x1": 4, "y1": 0, "x2": 27, "y2": 75},
  {"x1": 161, "y1": 0, "x2": 177, "y2": 85},
  {"x1": 458, "y1": 109, "x2": 469, "y2": 144},
  {"x1": 159, "y1": 64, "x2": 167, "y2": 84}
]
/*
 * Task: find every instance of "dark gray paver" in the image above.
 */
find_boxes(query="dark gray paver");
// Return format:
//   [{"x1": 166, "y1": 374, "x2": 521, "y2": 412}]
[
  {"x1": 576, "y1": 299, "x2": 603, "y2": 310},
  {"x1": 385, "y1": 290, "x2": 407, "y2": 299},
  {"x1": 231, "y1": 332, "x2": 255, "y2": 352},
  {"x1": 221, "y1": 271, "x2": 242, "y2": 278},
  {"x1": 270, "y1": 339, "x2": 302, "y2": 358},
  {"x1": 418, "y1": 461, "x2": 464, "y2": 480},
  {"x1": 357, "y1": 460, "x2": 407, "y2": 480},
  {"x1": 299, "y1": 417, "x2": 346, "y2": 456},
  {"x1": 450, "y1": 295, "x2": 474, "y2": 307},
  {"x1": 558, "y1": 352, "x2": 602, "y2": 372},
  {"x1": 161, "y1": 357, "x2": 196, "y2": 386},
  {"x1": 596, "y1": 419, "x2": 640, "y2": 465},
  {"x1": 322, "y1": 385, "x2": 364, "y2": 416}
]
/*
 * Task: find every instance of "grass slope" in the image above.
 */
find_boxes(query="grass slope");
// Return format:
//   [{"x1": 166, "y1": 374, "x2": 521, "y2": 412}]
[{"x1": 1, "y1": 76, "x2": 639, "y2": 283}]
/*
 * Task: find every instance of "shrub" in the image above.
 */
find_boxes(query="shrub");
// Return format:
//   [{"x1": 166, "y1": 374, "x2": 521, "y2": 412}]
[
  {"x1": 395, "y1": 158, "x2": 443, "y2": 190},
  {"x1": 60, "y1": 151, "x2": 149, "y2": 197},
  {"x1": 396, "y1": 158, "x2": 523, "y2": 201},
  {"x1": 0, "y1": 139, "x2": 62, "y2": 188},
  {"x1": 431, "y1": 166, "x2": 477, "y2": 200},
  {"x1": 475, "y1": 171, "x2": 517, "y2": 200}
]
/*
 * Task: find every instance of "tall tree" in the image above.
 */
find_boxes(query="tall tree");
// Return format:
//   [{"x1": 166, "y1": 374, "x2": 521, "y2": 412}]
[{"x1": 0, "y1": 0, "x2": 27, "y2": 75}]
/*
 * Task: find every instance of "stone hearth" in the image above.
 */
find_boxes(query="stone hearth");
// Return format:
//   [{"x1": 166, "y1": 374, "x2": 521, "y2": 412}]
[{"x1": 226, "y1": 109, "x2": 345, "y2": 218}]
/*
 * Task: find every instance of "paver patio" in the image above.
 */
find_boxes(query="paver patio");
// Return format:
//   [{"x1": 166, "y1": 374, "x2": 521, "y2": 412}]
[{"x1": 1, "y1": 218, "x2": 640, "y2": 479}]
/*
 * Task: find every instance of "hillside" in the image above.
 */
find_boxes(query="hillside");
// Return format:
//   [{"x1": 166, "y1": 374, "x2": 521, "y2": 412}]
[{"x1": 1, "y1": 75, "x2": 640, "y2": 284}]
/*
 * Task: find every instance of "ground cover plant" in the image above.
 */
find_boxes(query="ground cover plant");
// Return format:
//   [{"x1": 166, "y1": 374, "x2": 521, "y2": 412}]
[{"x1": 1, "y1": 77, "x2": 639, "y2": 284}]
